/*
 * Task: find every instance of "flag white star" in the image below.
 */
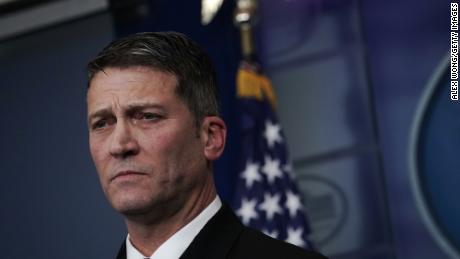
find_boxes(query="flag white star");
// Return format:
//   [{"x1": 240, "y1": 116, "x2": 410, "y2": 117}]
[
  {"x1": 236, "y1": 198, "x2": 259, "y2": 225},
  {"x1": 261, "y1": 155, "x2": 283, "y2": 183},
  {"x1": 262, "y1": 229, "x2": 279, "y2": 239},
  {"x1": 263, "y1": 120, "x2": 282, "y2": 148},
  {"x1": 240, "y1": 161, "x2": 261, "y2": 188},
  {"x1": 285, "y1": 226, "x2": 305, "y2": 247},
  {"x1": 259, "y1": 193, "x2": 282, "y2": 220},
  {"x1": 285, "y1": 190, "x2": 303, "y2": 217}
]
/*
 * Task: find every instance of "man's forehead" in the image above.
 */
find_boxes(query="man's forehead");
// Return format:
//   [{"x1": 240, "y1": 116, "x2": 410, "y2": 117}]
[
  {"x1": 87, "y1": 101, "x2": 167, "y2": 118},
  {"x1": 98, "y1": 101, "x2": 166, "y2": 111},
  {"x1": 87, "y1": 92, "x2": 171, "y2": 113},
  {"x1": 86, "y1": 66, "x2": 189, "y2": 119}
]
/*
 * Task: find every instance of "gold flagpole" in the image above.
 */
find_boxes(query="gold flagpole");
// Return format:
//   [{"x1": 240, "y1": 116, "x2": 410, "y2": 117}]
[{"x1": 234, "y1": 0, "x2": 258, "y2": 61}]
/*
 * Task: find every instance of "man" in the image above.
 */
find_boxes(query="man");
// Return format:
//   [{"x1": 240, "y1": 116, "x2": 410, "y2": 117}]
[{"x1": 86, "y1": 32, "x2": 327, "y2": 259}]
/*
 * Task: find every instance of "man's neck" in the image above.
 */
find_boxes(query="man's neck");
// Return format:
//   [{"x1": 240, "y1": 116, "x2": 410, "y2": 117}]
[{"x1": 124, "y1": 180, "x2": 217, "y2": 256}]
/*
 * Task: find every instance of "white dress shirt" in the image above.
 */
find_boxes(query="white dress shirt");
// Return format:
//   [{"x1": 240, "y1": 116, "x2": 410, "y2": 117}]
[{"x1": 126, "y1": 196, "x2": 222, "y2": 259}]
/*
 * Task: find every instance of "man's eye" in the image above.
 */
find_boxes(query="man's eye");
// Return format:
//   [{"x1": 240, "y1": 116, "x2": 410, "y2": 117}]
[
  {"x1": 92, "y1": 120, "x2": 107, "y2": 130},
  {"x1": 136, "y1": 112, "x2": 161, "y2": 121},
  {"x1": 91, "y1": 117, "x2": 115, "y2": 130}
]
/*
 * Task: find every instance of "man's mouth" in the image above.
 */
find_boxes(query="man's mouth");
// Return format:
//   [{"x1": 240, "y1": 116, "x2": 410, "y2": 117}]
[{"x1": 111, "y1": 170, "x2": 146, "y2": 181}]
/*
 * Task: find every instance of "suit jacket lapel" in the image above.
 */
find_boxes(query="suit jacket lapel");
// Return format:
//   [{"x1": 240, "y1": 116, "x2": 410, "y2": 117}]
[
  {"x1": 179, "y1": 204, "x2": 243, "y2": 259},
  {"x1": 116, "y1": 241, "x2": 126, "y2": 259}
]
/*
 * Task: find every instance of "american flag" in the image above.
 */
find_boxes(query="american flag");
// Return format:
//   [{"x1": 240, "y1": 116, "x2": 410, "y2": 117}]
[{"x1": 232, "y1": 61, "x2": 314, "y2": 250}]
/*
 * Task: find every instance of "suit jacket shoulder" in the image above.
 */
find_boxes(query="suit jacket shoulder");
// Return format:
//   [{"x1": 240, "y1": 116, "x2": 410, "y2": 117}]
[
  {"x1": 180, "y1": 204, "x2": 328, "y2": 259},
  {"x1": 230, "y1": 226, "x2": 326, "y2": 259}
]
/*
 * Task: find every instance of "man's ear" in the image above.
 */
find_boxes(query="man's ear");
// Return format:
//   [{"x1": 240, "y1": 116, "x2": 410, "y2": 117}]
[{"x1": 201, "y1": 116, "x2": 227, "y2": 161}]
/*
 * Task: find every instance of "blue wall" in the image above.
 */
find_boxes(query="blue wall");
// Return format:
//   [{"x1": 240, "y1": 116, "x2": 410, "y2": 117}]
[
  {"x1": 361, "y1": 0, "x2": 450, "y2": 258},
  {"x1": 0, "y1": 13, "x2": 124, "y2": 258}
]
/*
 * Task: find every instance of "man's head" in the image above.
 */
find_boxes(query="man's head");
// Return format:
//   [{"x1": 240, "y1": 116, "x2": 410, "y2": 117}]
[
  {"x1": 86, "y1": 32, "x2": 226, "y2": 220},
  {"x1": 87, "y1": 31, "x2": 220, "y2": 128}
]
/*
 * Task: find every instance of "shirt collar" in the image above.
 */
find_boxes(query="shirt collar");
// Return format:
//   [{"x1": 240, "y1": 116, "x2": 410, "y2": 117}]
[{"x1": 126, "y1": 196, "x2": 222, "y2": 259}]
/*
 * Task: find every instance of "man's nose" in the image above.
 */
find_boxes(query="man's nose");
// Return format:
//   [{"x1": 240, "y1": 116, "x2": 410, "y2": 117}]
[{"x1": 109, "y1": 121, "x2": 140, "y2": 158}]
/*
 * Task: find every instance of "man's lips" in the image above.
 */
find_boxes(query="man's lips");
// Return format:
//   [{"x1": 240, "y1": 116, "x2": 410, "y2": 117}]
[{"x1": 111, "y1": 171, "x2": 146, "y2": 181}]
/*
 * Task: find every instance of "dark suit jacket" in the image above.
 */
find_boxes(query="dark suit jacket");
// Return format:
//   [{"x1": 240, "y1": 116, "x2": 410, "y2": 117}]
[{"x1": 116, "y1": 205, "x2": 328, "y2": 259}]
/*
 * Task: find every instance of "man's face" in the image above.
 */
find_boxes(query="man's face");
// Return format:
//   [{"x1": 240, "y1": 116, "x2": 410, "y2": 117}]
[{"x1": 87, "y1": 67, "x2": 208, "y2": 217}]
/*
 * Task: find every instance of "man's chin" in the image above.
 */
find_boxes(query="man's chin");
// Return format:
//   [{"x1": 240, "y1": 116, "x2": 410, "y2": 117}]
[
  {"x1": 108, "y1": 194, "x2": 165, "y2": 216},
  {"x1": 110, "y1": 195, "x2": 183, "y2": 223},
  {"x1": 115, "y1": 202, "x2": 174, "y2": 224},
  {"x1": 110, "y1": 199, "x2": 148, "y2": 213},
  {"x1": 116, "y1": 205, "x2": 150, "y2": 216}
]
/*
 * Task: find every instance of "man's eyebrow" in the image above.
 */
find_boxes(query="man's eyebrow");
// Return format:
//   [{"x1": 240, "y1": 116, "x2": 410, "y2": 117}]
[
  {"x1": 125, "y1": 102, "x2": 165, "y2": 111},
  {"x1": 88, "y1": 108, "x2": 113, "y2": 124}
]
